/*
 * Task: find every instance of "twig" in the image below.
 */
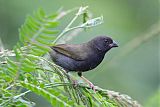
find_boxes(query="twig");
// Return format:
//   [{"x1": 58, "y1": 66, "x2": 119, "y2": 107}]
[
  {"x1": 13, "y1": 90, "x2": 31, "y2": 99},
  {"x1": 78, "y1": 84, "x2": 142, "y2": 107},
  {"x1": 15, "y1": 81, "x2": 141, "y2": 107},
  {"x1": 53, "y1": 6, "x2": 88, "y2": 44},
  {"x1": 58, "y1": 28, "x2": 83, "y2": 44},
  {"x1": 5, "y1": 84, "x2": 15, "y2": 90},
  {"x1": 0, "y1": 7, "x2": 78, "y2": 58},
  {"x1": 23, "y1": 52, "x2": 142, "y2": 106},
  {"x1": 0, "y1": 90, "x2": 31, "y2": 106}
]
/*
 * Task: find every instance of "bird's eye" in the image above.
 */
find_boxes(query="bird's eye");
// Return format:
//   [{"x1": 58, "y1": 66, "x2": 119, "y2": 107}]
[{"x1": 105, "y1": 40, "x2": 110, "y2": 44}]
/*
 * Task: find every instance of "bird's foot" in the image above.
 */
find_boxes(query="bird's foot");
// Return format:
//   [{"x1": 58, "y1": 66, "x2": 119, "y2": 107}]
[
  {"x1": 88, "y1": 82, "x2": 96, "y2": 92},
  {"x1": 72, "y1": 80, "x2": 78, "y2": 87},
  {"x1": 80, "y1": 76, "x2": 96, "y2": 92}
]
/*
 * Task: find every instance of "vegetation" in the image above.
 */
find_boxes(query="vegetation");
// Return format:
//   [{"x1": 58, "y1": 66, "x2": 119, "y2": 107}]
[{"x1": 0, "y1": 7, "x2": 142, "y2": 107}]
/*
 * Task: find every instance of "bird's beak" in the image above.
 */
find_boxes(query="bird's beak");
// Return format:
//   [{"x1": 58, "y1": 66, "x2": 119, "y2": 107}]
[{"x1": 109, "y1": 40, "x2": 118, "y2": 48}]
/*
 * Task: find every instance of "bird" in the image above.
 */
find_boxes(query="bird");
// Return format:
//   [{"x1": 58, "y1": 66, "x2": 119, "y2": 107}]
[{"x1": 49, "y1": 36, "x2": 118, "y2": 90}]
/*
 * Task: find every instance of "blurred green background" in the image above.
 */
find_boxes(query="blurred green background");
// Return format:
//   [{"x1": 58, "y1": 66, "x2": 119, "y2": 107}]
[{"x1": 0, "y1": 0, "x2": 159, "y2": 106}]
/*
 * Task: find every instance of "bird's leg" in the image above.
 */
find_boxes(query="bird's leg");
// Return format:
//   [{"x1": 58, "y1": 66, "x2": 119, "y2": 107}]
[
  {"x1": 77, "y1": 72, "x2": 96, "y2": 91},
  {"x1": 65, "y1": 71, "x2": 78, "y2": 87}
]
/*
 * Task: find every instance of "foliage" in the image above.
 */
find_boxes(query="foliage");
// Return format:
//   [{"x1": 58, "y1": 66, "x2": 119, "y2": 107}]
[{"x1": 0, "y1": 6, "x2": 140, "y2": 107}]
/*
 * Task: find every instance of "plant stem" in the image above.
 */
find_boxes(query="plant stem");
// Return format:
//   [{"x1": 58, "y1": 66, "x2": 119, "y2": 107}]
[
  {"x1": 52, "y1": 13, "x2": 78, "y2": 44},
  {"x1": 52, "y1": 6, "x2": 88, "y2": 44},
  {"x1": 13, "y1": 90, "x2": 31, "y2": 99}
]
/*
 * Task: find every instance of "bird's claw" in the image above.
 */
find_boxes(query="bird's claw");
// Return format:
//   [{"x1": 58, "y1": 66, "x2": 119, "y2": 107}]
[
  {"x1": 72, "y1": 80, "x2": 78, "y2": 87},
  {"x1": 89, "y1": 83, "x2": 96, "y2": 92}
]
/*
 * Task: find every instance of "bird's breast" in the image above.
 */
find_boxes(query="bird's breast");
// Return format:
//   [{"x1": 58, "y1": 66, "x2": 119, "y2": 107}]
[{"x1": 85, "y1": 53, "x2": 105, "y2": 70}]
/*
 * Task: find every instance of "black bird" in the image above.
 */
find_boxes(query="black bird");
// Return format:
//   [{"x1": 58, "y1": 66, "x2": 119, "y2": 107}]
[{"x1": 49, "y1": 36, "x2": 118, "y2": 90}]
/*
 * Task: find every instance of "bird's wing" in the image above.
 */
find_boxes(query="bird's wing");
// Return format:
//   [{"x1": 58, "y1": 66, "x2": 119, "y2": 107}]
[{"x1": 51, "y1": 44, "x2": 89, "y2": 61}]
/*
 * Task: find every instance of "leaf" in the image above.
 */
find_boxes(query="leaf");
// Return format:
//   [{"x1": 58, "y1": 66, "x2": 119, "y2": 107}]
[
  {"x1": 39, "y1": 34, "x2": 56, "y2": 40},
  {"x1": 43, "y1": 29, "x2": 58, "y2": 34},
  {"x1": 21, "y1": 82, "x2": 73, "y2": 107},
  {"x1": 18, "y1": 8, "x2": 59, "y2": 57},
  {"x1": 44, "y1": 22, "x2": 59, "y2": 28},
  {"x1": 38, "y1": 8, "x2": 45, "y2": 18},
  {"x1": 81, "y1": 16, "x2": 103, "y2": 28}
]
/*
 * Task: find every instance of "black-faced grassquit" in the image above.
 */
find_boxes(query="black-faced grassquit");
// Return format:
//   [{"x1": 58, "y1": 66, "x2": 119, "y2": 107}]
[{"x1": 49, "y1": 36, "x2": 118, "y2": 90}]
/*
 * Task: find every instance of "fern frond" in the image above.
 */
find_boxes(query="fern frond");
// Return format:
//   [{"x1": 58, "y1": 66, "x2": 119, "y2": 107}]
[
  {"x1": 20, "y1": 82, "x2": 73, "y2": 107},
  {"x1": 19, "y1": 8, "x2": 59, "y2": 56},
  {"x1": 0, "y1": 7, "x2": 141, "y2": 107}
]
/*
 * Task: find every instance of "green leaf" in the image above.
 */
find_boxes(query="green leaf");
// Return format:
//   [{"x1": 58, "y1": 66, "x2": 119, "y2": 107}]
[
  {"x1": 47, "y1": 14, "x2": 58, "y2": 19},
  {"x1": 35, "y1": 43, "x2": 49, "y2": 51},
  {"x1": 18, "y1": 8, "x2": 59, "y2": 57},
  {"x1": 44, "y1": 21, "x2": 59, "y2": 28},
  {"x1": 43, "y1": 29, "x2": 59, "y2": 34},
  {"x1": 23, "y1": 58, "x2": 36, "y2": 67},
  {"x1": 39, "y1": 34, "x2": 56, "y2": 40},
  {"x1": 36, "y1": 37, "x2": 53, "y2": 45},
  {"x1": 7, "y1": 58, "x2": 18, "y2": 69},
  {"x1": 38, "y1": 8, "x2": 45, "y2": 18},
  {"x1": 21, "y1": 82, "x2": 73, "y2": 107}
]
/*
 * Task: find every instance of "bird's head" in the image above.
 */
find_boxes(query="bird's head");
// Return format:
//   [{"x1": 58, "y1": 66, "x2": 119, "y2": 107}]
[{"x1": 90, "y1": 36, "x2": 118, "y2": 52}]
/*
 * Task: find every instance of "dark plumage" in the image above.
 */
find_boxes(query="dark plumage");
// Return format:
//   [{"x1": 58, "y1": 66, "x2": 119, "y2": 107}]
[
  {"x1": 49, "y1": 36, "x2": 118, "y2": 90},
  {"x1": 50, "y1": 36, "x2": 118, "y2": 72}
]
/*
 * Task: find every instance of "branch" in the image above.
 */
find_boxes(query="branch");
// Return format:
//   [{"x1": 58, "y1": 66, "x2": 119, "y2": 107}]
[
  {"x1": 52, "y1": 6, "x2": 89, "y2": 44},
  {"x1": 52, "y1": 6, "x2": 103, "y2": 44},
  {"x1": 47, "y1": 82, "x2": 142, "y2": 107},
  {"x1": 79, "y1": 85, "x2": 142, "y2": 107}
]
